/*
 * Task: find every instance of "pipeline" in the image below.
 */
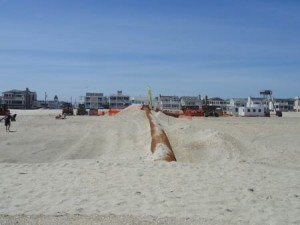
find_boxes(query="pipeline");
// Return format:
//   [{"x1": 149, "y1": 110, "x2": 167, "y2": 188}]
[{"x1": 141, "y1": 105, "x2": 176, "y2": 162}]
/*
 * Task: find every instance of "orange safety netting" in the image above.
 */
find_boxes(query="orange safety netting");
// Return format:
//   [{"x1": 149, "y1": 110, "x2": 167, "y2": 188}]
[
  {"x1": 98, "y1": 110, "x2": 106, "y2": 116},
  {"x1": 182, "y1": 109, "x2": 204, "y2": 117},
  {"x1": 108, "y1": 109, "x2": 121, "y2": 116},
  {"x1": 178, "y1": 115, "x2": 193, "y2": 120}
]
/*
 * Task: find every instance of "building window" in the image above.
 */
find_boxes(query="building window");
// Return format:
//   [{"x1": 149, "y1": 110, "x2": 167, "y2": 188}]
[
  {"x1": 247, "y1": 109, "x2": 250, "y2": 112},
  {"x1": 253, "y1": 109, "x2": 256, "y2": 112},
  {"x1": 258, "y1": 109, "x2": 261, "y2": 112}
]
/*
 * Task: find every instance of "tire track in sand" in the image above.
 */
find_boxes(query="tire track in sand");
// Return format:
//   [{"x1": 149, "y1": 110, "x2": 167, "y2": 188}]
[{"x1": 55, "y1": 119, "x2": 99, "y2": 161}]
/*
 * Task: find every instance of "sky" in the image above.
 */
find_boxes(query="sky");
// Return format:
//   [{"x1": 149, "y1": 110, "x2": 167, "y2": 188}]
[{"x1": 0, "y1": 0, "x2": 299, "y2": 101}]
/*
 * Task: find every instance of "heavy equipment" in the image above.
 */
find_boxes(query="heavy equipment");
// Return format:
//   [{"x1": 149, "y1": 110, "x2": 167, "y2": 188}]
[
  {"x1": 62, "y1": 103, "x2": 74, "y2": 116},
  {"x1": 76, "y1": 104, "x2": 88, "y2": 115}
]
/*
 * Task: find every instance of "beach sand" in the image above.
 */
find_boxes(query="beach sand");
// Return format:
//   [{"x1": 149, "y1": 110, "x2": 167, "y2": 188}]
[{"x1": 0, "y1": 106, "x2": 299, "y2": 224}]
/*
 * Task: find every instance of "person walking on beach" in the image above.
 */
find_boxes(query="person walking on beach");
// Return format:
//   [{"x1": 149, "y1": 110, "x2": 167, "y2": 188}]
[{"x1": 0, "y1": 112, "x2": 13, "y2": 132}]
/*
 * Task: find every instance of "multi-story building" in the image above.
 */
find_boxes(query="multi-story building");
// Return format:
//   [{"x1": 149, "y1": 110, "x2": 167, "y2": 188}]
[
  {"x1": 227, "y1": 98, "x2": 247, "y2": 116},
  {"x1": 246, "y1": 97, "x2": 266, "y2": 107},
  {"x1": 84, "y1": 92, "x2": 107, "y2": 109},
  {"x1": 229, "y1": 98, "x2": 247, "y2": 107},
  {"x1": 180, "y1": 95, "x2": 202, "y2": 109},
  {"x1": 108, "y1": 91, "x2": 131, "y2": 109},
  {"x1": 2, "y1": 88, "x2": 37, "y2": 109},
  {"x1": 156, "y1": 95, "x2": 181, "y2": 111},
  {"x1": 207, "y1": 97, "x2": 228, "y2": 110},
  {"x1": 273, "y1": 98, "x2": 295, "y2": 112}
]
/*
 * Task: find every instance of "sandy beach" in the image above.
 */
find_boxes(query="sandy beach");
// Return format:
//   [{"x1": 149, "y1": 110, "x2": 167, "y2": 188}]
[{"x1": 0, "y1": 106, "x2": 299, "y2": 224}]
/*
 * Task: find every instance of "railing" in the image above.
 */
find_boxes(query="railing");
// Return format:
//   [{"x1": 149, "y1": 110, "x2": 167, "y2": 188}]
[{"x1": 3, "y1": 97, "x2": 24, "y2": 100}]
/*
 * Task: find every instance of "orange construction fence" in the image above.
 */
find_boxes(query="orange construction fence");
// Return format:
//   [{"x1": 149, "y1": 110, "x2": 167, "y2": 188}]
[
  {"x1": 108, "y1": 109, "x2": 121, "y2": 116},
  {"x1": 98, "y1": 110, "x2": 106, "y2": 116}
]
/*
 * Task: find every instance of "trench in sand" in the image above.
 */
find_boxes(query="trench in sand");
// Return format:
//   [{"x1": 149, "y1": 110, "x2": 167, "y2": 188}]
[{"x1": 141, "y1": 106, "x2": 176, "y2": 162}]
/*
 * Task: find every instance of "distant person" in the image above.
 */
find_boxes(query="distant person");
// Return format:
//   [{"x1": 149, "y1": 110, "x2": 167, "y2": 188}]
[{"x1": 0, "y1": 112, "x2": 13, "y2": 132}]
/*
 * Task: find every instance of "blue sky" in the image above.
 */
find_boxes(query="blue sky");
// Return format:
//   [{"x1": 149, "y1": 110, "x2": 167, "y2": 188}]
[{"x1": 0, "y1": 0, "x2": 299, "y2": 101}]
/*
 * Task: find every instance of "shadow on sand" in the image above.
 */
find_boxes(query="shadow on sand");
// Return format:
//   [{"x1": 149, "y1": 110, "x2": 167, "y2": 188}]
[{"x1": 8, "y1": 130, "x2": 17, "y2": 133}]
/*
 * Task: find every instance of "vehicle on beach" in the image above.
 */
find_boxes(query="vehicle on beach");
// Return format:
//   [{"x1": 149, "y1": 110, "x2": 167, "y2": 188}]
[
  {"x1": 76, "y1": 104, "x2": 88, "y2": 115},
  {"x1": 62, "y1": 103, "x2": 74, "y2": 116}
]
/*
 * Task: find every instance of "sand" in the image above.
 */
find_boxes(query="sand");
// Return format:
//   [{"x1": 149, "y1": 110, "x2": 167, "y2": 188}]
[{"x1": 0, "y1": 106, "x2": 299, "y2": 225}]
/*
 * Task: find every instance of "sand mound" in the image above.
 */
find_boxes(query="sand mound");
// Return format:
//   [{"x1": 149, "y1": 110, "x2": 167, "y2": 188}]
[
  {"x1": 176, "y1": 129, "x2": 241, "y2": 163},
  {"x1": 152, "y1": 111, "x2": 241, "y2": 164}
]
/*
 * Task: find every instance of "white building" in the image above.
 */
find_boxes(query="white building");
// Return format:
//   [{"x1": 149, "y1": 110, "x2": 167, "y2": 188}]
[
  {"x1": 227, "y1": 98, "x2": 247, "y2": 116},
  {"x1": 84, "y1": 92, "x2": 106, "y2": 109},
  {"x1": 238, "y1": 106, "x2": 265, "y2": 117},
  {"x1": 108, "y1": 91, "x2": 131, "y2": 109},
  {"x1": 272, "y1": 98, "x2": 295, "y2": 112},
  {"x1": 156, "y1": 95, "x2": 181, "y2": 111},
  {"x1": 236, "y1": 97, "x2": 266, "y2": 117},
  {"x1": 246, "y1": 97, "x2": 266, "y2": 107},
  {"x1": 180, "y1": 96, "x2": 202, "y2": 109}
]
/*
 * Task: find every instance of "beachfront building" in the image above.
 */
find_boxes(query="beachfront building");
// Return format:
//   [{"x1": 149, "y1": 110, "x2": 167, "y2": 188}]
[
  {"x1": 294, "y1": 97, "x2": 300, "y2": 112},
  {"x1": 2, "y1": 88, "x2": 37, "y2": 109},
  {"x1": 180, "y1": 95, "x2": 202, "y2": 109},
  {"x1": 272, "y1": 98, "x2": 295, "y2": 112},
  {"x1": 156, "y1": 95, "x2": 181, "y2": 111},
  {"x1": 238, "y1": 96, "x2": 266, "y2": 117},
  {"x1": 238, "y1": 106, "x2": 265, "y2": 117},
  {"x1": 229, "y1": 98, "x2": 247, "y2": 107},
  {"x1": 130, "y1": 96, "x2": 149, "y2": 105},
  {"x1": 84, "y1": 92, "x2": 107, "y2": 109},
  {"x1": 227, "y1": 98, "x2": 247, "y2": 116},
  {"x1": 108, "y1": 91, "x2": 131, "y2": 109},
  {"x1": 207, "y1": 97, "x2": 228, "y2": 110},
  {"x1": 246, "y1": 97, "x2": 266, "y2": 107}
]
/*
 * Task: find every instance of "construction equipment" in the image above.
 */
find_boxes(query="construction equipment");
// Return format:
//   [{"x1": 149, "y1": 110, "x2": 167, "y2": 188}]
[
  {"x1": 0, "y1": 104, "x2": 10, "y2": 116},
  {"x1": 76, "y1": 104, "x2": 88, "y2": 115},
  {"x1": 260, "y1": 90, "x2": 282, "y2": 117},
  {"x1": 62, "y1": 103, "x2": 74, "y2": 116}
]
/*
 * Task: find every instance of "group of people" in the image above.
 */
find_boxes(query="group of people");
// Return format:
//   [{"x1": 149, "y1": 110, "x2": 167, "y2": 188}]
[{"x1": 0, "y1": 112, "x2": 16, "y2": 132}]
